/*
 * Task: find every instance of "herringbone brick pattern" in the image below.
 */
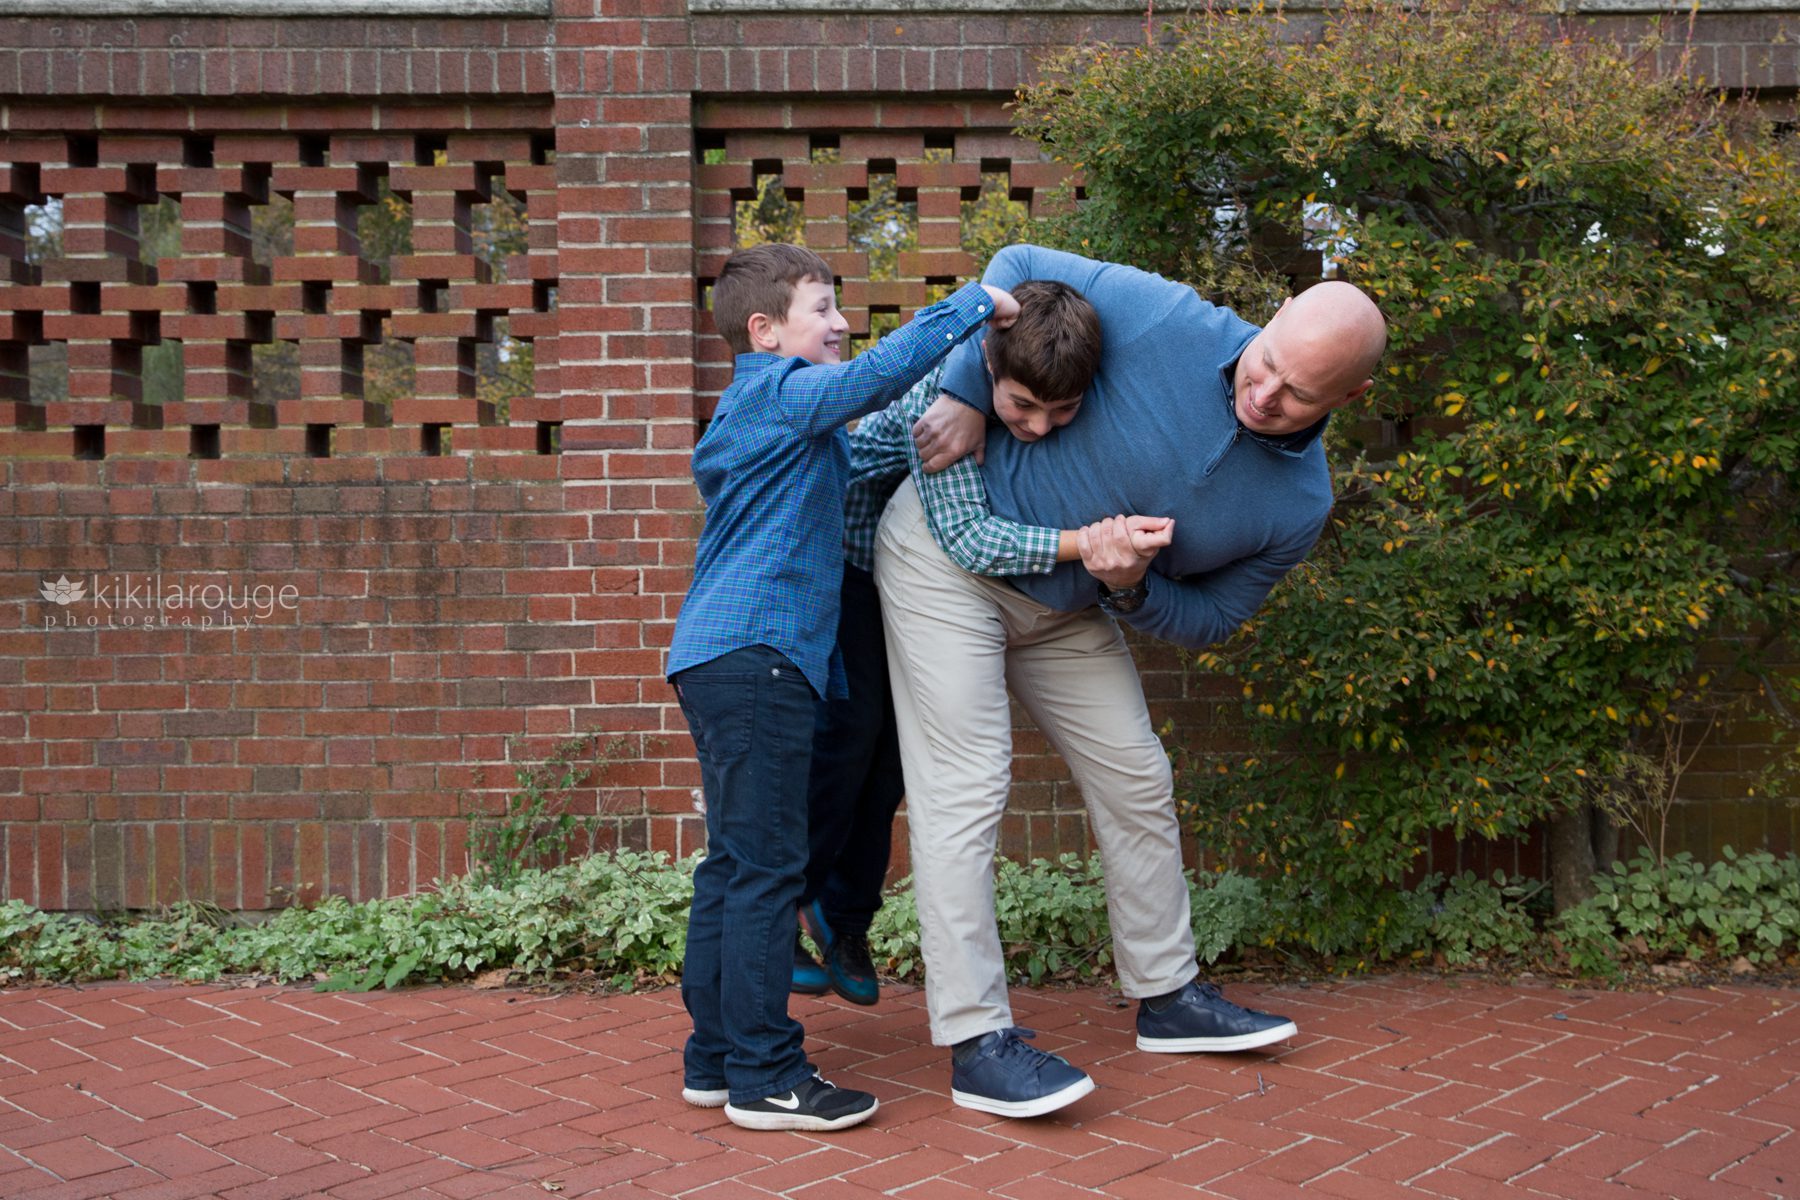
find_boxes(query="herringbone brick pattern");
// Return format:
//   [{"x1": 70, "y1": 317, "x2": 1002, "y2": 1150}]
[{"x1": 0, "y1": 978, "x2": 1795, "y2": 1198}]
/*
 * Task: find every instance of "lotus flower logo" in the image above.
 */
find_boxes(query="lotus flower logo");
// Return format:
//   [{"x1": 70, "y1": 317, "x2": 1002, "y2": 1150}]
[{"x1": 40, "y1": 576, "x2": 86, "y2": 606}]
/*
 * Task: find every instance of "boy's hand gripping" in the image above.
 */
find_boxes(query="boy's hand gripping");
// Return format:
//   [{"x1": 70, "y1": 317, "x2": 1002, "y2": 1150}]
[
  {"x1": 980, "y1": 285, "x2": 1020, "y2": 330},
  {"x1": 911, "y1": 393, "x2": 987, "y2": 474},
  {"x1": 1076, "y1": 515, "x2": 1174, "y2": 590}
]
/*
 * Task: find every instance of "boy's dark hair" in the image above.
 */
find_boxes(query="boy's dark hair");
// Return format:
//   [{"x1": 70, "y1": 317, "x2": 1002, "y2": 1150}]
[
  {"x1": 984, "y1": 279, "x2": 1102, "y2": 403},
  {"x1": 710, "y1": 243, "x2": 836, "y2": 356}
]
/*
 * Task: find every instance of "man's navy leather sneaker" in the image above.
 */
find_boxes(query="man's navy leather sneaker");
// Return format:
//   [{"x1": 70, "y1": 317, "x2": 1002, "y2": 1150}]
[
  {"x1": 1136, "y1": 980, "x2": 1297, "y2": 1052},
  {"x1": 949, "y1": 1027, "x2": 1094, "y2": 1118}
]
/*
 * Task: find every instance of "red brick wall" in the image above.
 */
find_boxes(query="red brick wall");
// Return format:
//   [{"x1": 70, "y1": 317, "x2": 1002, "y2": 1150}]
[{"x1": 1, "y1": 3, "x2": 1795, "y2": 909}]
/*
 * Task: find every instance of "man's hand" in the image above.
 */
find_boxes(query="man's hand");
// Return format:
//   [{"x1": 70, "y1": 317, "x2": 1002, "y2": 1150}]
[
  {"x1": 980, "y1": 285, "x2": 1020, "y2": 330},
  {"x1": 1123, "y1": 515, "x2": 1174, "y2": 557},
  {"x1": 912, "y1": 392, "x2": 987, "y2": 474},
  {"x1": 1077, "y1": 515, "x2": 1174, "y2": 589}
]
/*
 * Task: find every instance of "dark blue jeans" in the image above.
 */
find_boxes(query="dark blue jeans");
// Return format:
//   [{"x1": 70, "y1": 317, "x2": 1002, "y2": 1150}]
[
  {"x1": 674, "y1": 644, "x2": 818, "y2": 1104},
  {"x1": 802, "y1": 565, "x2": 905, "y2": 938}
]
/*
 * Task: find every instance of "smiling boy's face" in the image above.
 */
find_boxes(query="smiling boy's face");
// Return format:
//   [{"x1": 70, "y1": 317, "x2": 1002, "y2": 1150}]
[{"x1": 764, "y1": 278, "x2": 850, "y2": 364}]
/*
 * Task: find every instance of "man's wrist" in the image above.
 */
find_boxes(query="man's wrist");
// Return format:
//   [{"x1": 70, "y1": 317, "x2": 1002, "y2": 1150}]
[{"x1": 1097, "y1": 576, "x2": 1149, "y2": 615}]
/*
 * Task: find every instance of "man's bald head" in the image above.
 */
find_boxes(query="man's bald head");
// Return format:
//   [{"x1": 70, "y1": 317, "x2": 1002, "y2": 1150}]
[{"x1": 1232, "y1": 281, "x2": 1387, "y2": 437}]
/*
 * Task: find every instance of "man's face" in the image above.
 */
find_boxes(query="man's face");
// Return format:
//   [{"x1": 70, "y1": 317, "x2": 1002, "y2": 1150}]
[
  {"x1": 992, "y1": 377, "x2": 1082, "y2": 442},
  {"x1": 1232, "y1": 304, "x2": 1365, "y2": 436},
  {"x1": 767, "y1": 278, "x2": 849, "y2": 364}
]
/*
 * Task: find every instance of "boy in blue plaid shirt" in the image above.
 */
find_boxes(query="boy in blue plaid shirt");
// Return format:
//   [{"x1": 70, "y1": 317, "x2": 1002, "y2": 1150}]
[{"x1": 665, "y1": 244, "x2": 1018, "y2": 1132}]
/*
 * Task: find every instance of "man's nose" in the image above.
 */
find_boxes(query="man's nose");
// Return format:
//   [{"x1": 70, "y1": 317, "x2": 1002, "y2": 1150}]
[{"x1": 1029, "y1": 412, "x2": 1052, "y2": 436}]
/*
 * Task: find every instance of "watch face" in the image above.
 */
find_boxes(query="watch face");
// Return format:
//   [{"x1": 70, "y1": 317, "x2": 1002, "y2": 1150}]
[{"x1": 1098, "y1": 579, "x2": 1147, "y2": 615}]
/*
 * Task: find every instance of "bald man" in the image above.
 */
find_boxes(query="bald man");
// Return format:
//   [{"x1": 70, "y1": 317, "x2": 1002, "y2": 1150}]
[{"x1": 876, "y1": 244, "x2": 1385, "y2": 1118}]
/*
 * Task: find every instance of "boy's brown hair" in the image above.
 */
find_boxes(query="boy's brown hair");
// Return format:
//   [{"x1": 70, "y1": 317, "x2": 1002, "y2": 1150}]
[
  {"x1": 984, "y1": 279, "x2": 1102, "y2": 403},
  {"x1": 710, "y1": 243, "x2": 837, "y2": 356}
]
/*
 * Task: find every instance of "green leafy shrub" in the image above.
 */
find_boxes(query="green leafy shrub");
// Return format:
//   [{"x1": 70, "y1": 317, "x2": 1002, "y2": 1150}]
[
  {"x1": 0, "y1": 849, "x2": 695, "y2": 990},
  {"x1": 1190, "y1": 869, "x2": 1270, "y2": 964},
  {"x1": 1557, "y1": 846, "x2": 1800, "y2": 966},
  {"x1": 870, "y1": 854, "x2": 1114, "y2": 985},
  {"x1": 4, "y1": 851, "x2": 1795, "y2": 989},
  {"x1": 1431, "y1": 872, "x2": 1544, "y2": 966},
  {"x1": 1016, "y1": 0, "x2": 1800, "y2": 914}
]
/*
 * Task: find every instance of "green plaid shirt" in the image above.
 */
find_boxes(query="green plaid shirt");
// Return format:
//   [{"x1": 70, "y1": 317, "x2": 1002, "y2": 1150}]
[{"x1": 843, "y1": 365, "x2": 1063, "y2": 576}]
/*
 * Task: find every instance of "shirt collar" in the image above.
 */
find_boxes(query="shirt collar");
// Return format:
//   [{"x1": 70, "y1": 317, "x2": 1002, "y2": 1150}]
[{"x1": 733, "y1": 352, "x2": 784, "y2": 375}]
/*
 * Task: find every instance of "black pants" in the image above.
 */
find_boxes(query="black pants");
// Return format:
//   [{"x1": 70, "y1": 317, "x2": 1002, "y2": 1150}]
[{"x1": 800, "y1": 564, "x2": 904, "y2": 937}]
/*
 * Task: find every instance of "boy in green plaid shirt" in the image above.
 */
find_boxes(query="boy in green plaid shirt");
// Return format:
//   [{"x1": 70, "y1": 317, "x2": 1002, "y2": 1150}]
[{"x1": 795, "y1": 281, "x2": 1173, "y2": 1003}]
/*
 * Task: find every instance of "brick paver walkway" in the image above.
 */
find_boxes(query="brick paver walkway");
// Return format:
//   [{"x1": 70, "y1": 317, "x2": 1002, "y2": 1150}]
[{"x1": 0, "y1": 977, "x2": 1795, "y2": 1198}]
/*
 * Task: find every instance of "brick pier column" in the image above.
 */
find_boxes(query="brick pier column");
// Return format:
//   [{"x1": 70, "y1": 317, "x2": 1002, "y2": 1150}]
[{"x1": 554, "y1": 0, "x2": 704, "y2": 853}]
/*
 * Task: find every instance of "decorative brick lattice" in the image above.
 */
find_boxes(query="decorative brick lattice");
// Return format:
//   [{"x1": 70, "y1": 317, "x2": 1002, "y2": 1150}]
[
  {"x1": 0, "y1": 114, "x2": 558, "y2": 460},
  {"x1": 691, "y1": 98, "x2": 1069, "y2": 422}
]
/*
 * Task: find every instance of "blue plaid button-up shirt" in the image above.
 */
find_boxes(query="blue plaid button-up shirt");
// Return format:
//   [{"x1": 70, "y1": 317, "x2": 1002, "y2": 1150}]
[
  {"x1": 843, "y1": 365, "x2": 1063, "y2": 577},
  {"x1": 666, "y1": 280, "x2": 996, "y2": 698}
]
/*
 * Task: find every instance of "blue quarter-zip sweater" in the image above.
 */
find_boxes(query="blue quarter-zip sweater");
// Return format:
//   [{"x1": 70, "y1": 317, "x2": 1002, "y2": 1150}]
[{"x1": 935, "y1": 244, "x2": 1334, "y2": 650}]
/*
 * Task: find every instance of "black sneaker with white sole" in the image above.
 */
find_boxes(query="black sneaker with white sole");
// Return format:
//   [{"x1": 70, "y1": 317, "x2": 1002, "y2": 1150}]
[
  {"x1": 1136, "y1": 980, "x2": 1297, "y2": 1052},
  {"x1": 723, "y1": 1074, "x2": 878, "y2": 1132}
]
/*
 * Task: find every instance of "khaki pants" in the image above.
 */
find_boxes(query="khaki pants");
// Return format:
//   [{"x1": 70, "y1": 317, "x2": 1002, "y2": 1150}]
[{"x1": 874, "y1": 478, "x2": 1198, "y2": 1046}]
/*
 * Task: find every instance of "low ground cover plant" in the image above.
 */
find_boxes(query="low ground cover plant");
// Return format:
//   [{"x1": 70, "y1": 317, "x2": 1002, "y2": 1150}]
[{"x1": 2, "y1": 848, "x2": 1794, "y2": 989}]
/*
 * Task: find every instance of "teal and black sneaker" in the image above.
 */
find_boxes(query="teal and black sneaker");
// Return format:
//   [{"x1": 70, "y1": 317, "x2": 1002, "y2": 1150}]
[
  {"x1": 791, "y1": 930, "x2": 829, "y2": 995},
  {"x1": 800, "y1": 899, "x2": 879, "y2": 1006}
]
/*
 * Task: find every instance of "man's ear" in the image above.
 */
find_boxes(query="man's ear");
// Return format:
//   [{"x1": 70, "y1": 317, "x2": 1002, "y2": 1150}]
[
  {"x1": 1336, "y1": 377, "x2": 1374, "y2": 408},
  {"x1": 746, "y1": 311, "x2": 781, "y2": 352}
]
